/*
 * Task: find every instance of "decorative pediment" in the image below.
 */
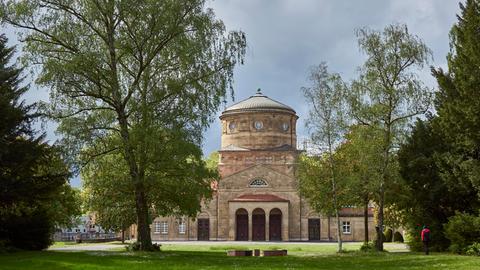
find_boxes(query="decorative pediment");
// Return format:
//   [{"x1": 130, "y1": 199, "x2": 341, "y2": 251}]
[{"x1": 218, "y1": 164, "x2": 295, "y2": 190}]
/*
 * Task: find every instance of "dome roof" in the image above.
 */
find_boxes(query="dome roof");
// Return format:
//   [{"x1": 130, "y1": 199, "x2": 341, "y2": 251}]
[{"x1": 222, "y1": 89, "x2": 296, "y2": 115}]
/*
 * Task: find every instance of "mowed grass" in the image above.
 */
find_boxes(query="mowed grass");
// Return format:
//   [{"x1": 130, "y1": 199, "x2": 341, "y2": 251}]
[{"x1": 1, "y1": 243, "x2": 480, "y2": 270}]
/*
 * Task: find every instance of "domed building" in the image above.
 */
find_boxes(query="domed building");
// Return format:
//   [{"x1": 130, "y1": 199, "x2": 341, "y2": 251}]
[{"x1": 150, "y1": 89, "x2": 374, "y2": 241}]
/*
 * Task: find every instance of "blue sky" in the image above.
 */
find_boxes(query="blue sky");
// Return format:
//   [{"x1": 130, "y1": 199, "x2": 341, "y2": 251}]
[{"x1": 3, "y1": 0, "x2": 461, "y2": 187}]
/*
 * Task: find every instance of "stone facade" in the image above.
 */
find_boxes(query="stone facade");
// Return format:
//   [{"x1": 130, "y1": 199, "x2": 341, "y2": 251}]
[{"x1": 151, "y1": 90, "x2": 375, "y2": 241}]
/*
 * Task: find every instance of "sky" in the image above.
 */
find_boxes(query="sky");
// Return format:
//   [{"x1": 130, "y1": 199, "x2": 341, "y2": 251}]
[{"x1": 3, "y1": 0, "x2": 462, "y2": 187}]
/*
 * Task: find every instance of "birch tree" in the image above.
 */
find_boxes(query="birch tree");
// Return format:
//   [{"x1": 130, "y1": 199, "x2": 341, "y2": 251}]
[
  {"x1": 349, "y1": 24, "x2": 432, "y2": 251},
  {"x1": 300, "y1": 63, "x2": 348, "y2": 252}
]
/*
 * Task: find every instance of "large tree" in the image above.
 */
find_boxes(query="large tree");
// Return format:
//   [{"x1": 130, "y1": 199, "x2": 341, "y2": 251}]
[
  {"x1": 300, "y1": 63, "x2": 348, "y2": 252},
  {"x1": 335, "y1": 124, "x2": 383, "y2": 244},
  {"x1": 397, "y1": 118, "x2": 480, "y2": 251},
  {"x1": 0, "y1": 34, "x2": 80, "y2": 250},
  {"x1": 432, "y1": 0, "x2": 480, "y2": 197},
  {"x1": 349, "y1": 24, "x2": 432, "y2": 251},
  {"x1": 1, "y1": 0, "x2": 246, "y2": 250}
]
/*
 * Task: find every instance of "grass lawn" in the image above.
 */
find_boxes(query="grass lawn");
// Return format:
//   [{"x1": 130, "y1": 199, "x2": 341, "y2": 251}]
[{"x1": 1, "y1": 243, "x2": 479, "y2": 270}]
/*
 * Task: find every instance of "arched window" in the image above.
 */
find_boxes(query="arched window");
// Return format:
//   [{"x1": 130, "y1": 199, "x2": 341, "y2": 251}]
[{"x1": 249, "y1": 179, "x2": 268, "y2": 187}]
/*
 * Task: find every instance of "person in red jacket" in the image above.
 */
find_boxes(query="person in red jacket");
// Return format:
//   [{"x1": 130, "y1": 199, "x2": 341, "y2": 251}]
[{"x1": 421, "y1": 225, "x2": 431, "y2": 255}]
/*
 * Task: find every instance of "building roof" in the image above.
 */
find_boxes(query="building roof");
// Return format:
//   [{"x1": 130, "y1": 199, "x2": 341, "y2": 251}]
[
  {"x1": 230, "y1": 194, "x2": 289, "y2": 202},
  {"x1": 222, "y1": 89, "x2": 296, "y2": 115}
]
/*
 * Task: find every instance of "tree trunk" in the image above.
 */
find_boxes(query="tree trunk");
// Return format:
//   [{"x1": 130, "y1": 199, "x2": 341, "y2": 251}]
[
  {"x1": 328, "y1": 142, "x2": 342, "y2": 252},
  {"x1": 117, "y1": 112, "x2": 152, "y2": 251},
  {"x1": 376, "y1": 122, "x2": 391, "y2": 252},
  {"x1": 135, "y1": 180, "x2": 152, "y2": 250},
  {"x1": 376, "y1": 186, "x2": 385, "y2": 251},
  {"x1": 364, "y1": 196, "x2": 369, "y2": 244},
  {"x1": 121, "y1": 228, "x2": 125, "y2": 244},
  {"x1": 335, "y1": 209, "x2": 342, "y2": 252}
]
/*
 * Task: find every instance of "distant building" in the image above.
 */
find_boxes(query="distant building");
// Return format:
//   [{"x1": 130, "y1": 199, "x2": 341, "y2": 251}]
[
  {"x1": 151, "y1": 90, "x2": 375, "y2": 241},
  {"x1": 54, "y1": 213, "x2": 116, "y2": 242}
]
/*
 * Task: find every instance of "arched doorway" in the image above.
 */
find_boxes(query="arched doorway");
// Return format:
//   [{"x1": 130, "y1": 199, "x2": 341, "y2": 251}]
[
  {"x1": 252, "y1": 208, "x2": 266, "y2": 241},
  {"x1": 235, "y1": 208, "x2": 248, "y2": 241},
  {"x1": 269, "y1": 208, "x2": 282, "y2": 241}
]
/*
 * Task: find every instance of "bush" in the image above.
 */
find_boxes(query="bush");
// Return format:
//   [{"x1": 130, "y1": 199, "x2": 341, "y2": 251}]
[
  {"x1": 444, "y1": 212, "x2": 480, "y2": 254},
  {"x1": 465, "y1": 242, "x2": 480, "y2": 256},
  {"x1": 393, "y1": 231, "x2": 404, "y2": 242},
  {"x1": 360, "y1": 242, "x2": 375, "y2": 252},
  {"x1": 384, "y1": 229, "x2": 393, "y2": 242},
  {"x1": 0, "y1": 209, "x2": 53, "y2": 251},
  {"x1": 125, "y1": 242, "x2": 161, "y2": 252}
]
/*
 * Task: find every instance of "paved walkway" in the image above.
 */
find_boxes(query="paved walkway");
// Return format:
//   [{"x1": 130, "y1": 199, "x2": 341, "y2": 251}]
[
  {"x1": 49, "y1": 243, "x2": 126, "y2": 251},
  {"x1": 48, "y1": 241, "x2": 408, "y2": 251}
]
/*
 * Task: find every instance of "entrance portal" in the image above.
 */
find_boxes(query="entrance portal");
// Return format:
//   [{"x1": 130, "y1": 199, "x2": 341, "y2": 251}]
[
  {"x1": 308, "y1": 218, "x2": 320, "y2": 241},
  {"x1": 252, "y1": 208, "x2": 265, "y2": 241},
  {"x1": 197, "y1": 219, "x2": 210, "y2": 240},
  {"x1": 235, "y1": 208, "x2": 248, "y2": 241},
  {"x1": 269, "y1": 208, "x2": 282, "y2": 241}
]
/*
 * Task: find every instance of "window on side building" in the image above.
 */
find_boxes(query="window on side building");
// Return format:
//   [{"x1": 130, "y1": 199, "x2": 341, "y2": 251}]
[
  {"x1": 154, "y1": 222, "x2": 161, "y2": 234},
  {"x1": 342, "y1": 221, "x2": 351, "y2": 234},
  {"x1": 179, "y1": 219, "x2": 186, "y2": 234},
  {"x1": 160, "y1": 221, "x2": 168, "y2": 234}
]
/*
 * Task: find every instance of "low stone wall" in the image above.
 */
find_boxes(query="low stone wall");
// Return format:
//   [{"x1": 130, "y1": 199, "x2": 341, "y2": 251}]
[
  {"x1": 227, "y1": 250, "x2": 253, "y2": 256},
  {"x1": 263, "y1": 250, "x2": 287, "y2": 256}
]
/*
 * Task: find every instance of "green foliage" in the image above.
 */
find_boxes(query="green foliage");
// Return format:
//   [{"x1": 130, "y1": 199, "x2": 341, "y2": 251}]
[
  {"x1": 2, "y1": 208, "x2": 53, "y2": 251},
  {"x1": 335, "y1": 125, "x2": 382, "y2": 203},
  {"x1": 432, "y1": 0, "x2": 480, "y2": 199},
  {"x1": 82, "y1": 129, "x2": 217, "y2": 228},
  {"x1": 398, "y1": 118, "x2": 480, "y2": 251},
  {"x1": 444, "y1": 212, "x2": 480, "y2": 254},
  {"x1": 301, "y1": 62, "x2": 349, "y2": 252},
  {"x1": 0, "y1": 34, "x2": 80, "y2": 251},
  {"x1": 81, "y1": 151, "x2": 137, "y2": 233},
  {"x1": 302, "y1": 62, "x2": 348, "y2": 147},
  {"x1": 298, "y1": 154, "x2": 354, "y2": 217},
  {"x1": 359, "y1": 242, "x2": 375, "y2": 252},
  {"x1": 393, "y1": 231, "x2": 404, "y2": 242},
  {"x1": 465, "y1": 242, "x2": 480, "y2": 256},
  {"x1": 1, "y1": 0, "x2": 246, "y2": 250},
  {"x1": 205, "y1": 152, "x2": 219, "y2": 171},
  {"x1": 349, "y1": 24, "x2": 432, "y2": 251},
  {"x1": 383, "y1": 205, "x2": 408, "y2": 232},
  {"x1": 398, "y1": 0, "x2": 480, "y2": 254}
]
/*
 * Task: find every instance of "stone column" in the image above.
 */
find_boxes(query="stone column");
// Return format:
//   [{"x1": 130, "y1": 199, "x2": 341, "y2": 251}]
[
  {"x1": 282, "y1": 205, "x2": 289, "y2": 241},
  {"x1": 248, "y1": 211, "x2": 252, "y2": 241},
  {"x1": 265, "y1": 212, "x2": 270, "y2": 241},
  {"x1": 228, "y1": 207, "x2": 235, "y2": 240}
]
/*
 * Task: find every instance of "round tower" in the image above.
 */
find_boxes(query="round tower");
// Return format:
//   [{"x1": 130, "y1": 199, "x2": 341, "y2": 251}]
[
  {"x1": 218, "y1": 89, "x2": 299, "y2": 178},
  {"x1": 219, "y1": 89, "x2": 298, "y2": 150}
]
